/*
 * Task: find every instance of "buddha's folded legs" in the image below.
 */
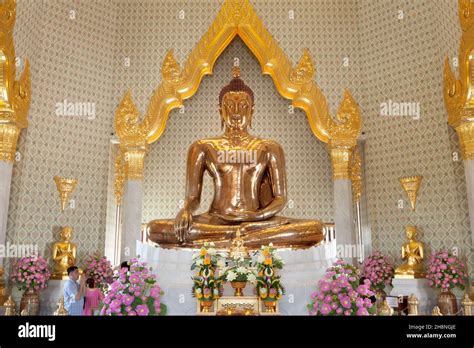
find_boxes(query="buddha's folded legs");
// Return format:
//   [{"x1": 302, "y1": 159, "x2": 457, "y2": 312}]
[
  {"x1": 241, "y1": 219, "x2": 324, "y2": 249},
  {"x1": 147, "y1": 214, "x2": 324, "y2": 249}
]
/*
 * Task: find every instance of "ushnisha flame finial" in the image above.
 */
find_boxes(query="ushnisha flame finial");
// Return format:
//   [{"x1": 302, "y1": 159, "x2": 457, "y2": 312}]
[{"x1": 232, "y1": 65, "x2": 240, "y2": 78}]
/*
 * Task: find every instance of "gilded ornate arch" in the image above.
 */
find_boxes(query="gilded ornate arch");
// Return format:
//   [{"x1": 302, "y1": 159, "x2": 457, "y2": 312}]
[
  {"x1": 114, "y1": 0, "x2": 361, "y2": 150},
  {"x1": 0, "y1": 0, "x2": 31, "y2": 163},
  {"x1": 444, "y1": 0, "x2": 474, "y2": 160}
]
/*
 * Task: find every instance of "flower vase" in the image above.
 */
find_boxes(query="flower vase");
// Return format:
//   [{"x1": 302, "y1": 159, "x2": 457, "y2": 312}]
[
  {"x1": 200, "y1": 300, "x2": 213, "y2": 313},
  {"x1": 263, "y1": 300, "x2": 276, "y2": 313},
  {"x1": 374, "y1": 288, "x2": 386, "y2": 314},
  {"x1": 20, "y1": 289, "x2": 40, "y2": 315},
  {"x1": 437, "y1": 288, "x2": 458, "y2": 315},
  {"x1": 231, "y1": 281, "x2": 247, "y2": 296}
]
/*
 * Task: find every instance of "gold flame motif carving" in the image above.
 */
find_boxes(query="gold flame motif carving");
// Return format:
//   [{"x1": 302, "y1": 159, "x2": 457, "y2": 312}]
[
  {"x1": 327, "y1": 91, "x2": 361, "y2": 180},
  {"x1": 290, "y1": 48, "x2": 315, "y2": 85},
  {"x1": 399, "y1": 175, "x2": 423, "y2": 211},
  {"x1": 114, "y1": 0, "x2": 361, "y2": 152},
  {"x1": 351, "y1": 148, "x2": 362, "y2": 202},
  {"x1": 444, "y1": 0, "x2": 474, "y2": 160},
  {"x1": 53, "y1": 176, "x2": 78, "y2": 212},
  {"x1": 114, "y1": 151, "x2": 125, "y2": 206},
  {"x1": 0, "y1": 0, "x2": 31, "y2": 163}
]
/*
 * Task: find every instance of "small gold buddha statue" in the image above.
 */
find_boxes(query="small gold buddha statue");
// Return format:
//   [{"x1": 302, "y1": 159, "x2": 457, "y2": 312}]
[
  {"x1": 51, "y1": 226, "x2": 77, "y2": 280},
  {"x1": 394, "y1": 225, "x2": 425, "y2": 279},
  {"x1": 229, "y1": 228, "x2": 249, "y2": 259},
  {"x1": 53, "y1": 296, "x2": 69, "y2": 316},
  {"x1": 148, "y1": 66, "x2": 324, "y2": 250},
  {"x1": 4, "y1": 296, "x2": 16, "y2": 316},
  {"x1": 407, "y1": 293, "x2": 419, "y2": 315},
  {"x1": 379, "y1": 299, "x2": 394, "y2": 316}
]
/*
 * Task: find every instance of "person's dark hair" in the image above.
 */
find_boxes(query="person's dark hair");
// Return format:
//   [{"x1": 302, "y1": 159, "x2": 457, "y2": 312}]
[
  {"x1": 86, "y1": 277, "x2": 95, "y2": 288},
  {"x1": 219, "y1": 66, "x2": 254, "y2": 107},
  {"x1": 67, "y1": 266, "x2": 78, "y2": 275},
  {"x1": 360, "y1": 276, "x2": 377, "y2": 303},
  {"x1": 120, "y1": 261, "x2": 130, "y2": 271}
]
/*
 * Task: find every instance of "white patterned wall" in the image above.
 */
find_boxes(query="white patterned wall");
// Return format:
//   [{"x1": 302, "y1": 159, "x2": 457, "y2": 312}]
[
  {"x1": 7, "y1": 0, "x2": 119, "y2": 272},
  {"x1": 357, "y1": 0, "x2": 473, "y2": 276}
]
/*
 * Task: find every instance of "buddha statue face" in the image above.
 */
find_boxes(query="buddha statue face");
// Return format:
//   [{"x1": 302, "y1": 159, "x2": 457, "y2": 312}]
[
  {"x1": 220, "y1": 91, "x2": 253, "y2": 130},
  {"x1": 60, "y1": 227, "x2": 72, "y2": 241},
  {"x1": 406, "y1": 226, "x2": 417, "y2": 240}
]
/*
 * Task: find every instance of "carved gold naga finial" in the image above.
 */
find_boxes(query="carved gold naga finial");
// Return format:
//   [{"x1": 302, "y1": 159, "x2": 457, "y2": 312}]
[
  {"x1": 444, "y1": 0, "x2": 474, "y2": 160},
  {"x1": 0, "y1": 0, "x2": 31, "y2": 163}
]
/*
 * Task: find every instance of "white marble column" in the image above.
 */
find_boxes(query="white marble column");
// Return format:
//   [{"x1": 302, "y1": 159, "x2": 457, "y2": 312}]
[
  {"x1": 118, "y1": 146, "x2": 147, "y2": 262},
  {"x1": 464, "y1": 160, "x2": 474, "y2": 245},
  {"x1": 0, "y1": 162, "x2": 13, "y2": 267},
  {"x1": 329, "y1": 143, "x2": 357, "y2": 264},
  {"x1": 120, "y1": 180, "x2": 143, "y2": 261},
  {"x1": 333, "y1": 179, "x2": 356, "y2": 262}
]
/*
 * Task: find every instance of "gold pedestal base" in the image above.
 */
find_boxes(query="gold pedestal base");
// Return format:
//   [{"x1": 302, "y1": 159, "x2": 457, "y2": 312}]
[
  {"x1": 394, "y1": 273, "x2": 425, "y2": 279},
  {"x1": 197, "y1": 296, "x2": 279, "y2": 316},
  {"x1": 51, "y1": 268, "x2": 82, "y2": 280},
  {"x1": 50, "y1": 272, "x2": 70, "y2": 280}
]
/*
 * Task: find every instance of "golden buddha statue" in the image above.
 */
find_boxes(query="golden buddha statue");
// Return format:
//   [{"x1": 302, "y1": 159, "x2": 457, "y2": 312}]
[
  {"x1": 148, "y1": 67, "x2": 324, "y2": 250},
  {"x1": 394, "y1": 226, "x2": 425, "y2": 279},
  {"x1": 51, "y1": 226, "x2": 77, "y2": 280}
]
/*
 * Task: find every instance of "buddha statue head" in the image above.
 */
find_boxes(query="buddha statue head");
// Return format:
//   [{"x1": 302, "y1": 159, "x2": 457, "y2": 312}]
[
  {"x1": 219, "y1": 66, "x2": 254, "y2": 131},
  {"x1": 59, "y1": 226, "x2": 73, "y2": 242},
  {"x1": 406, "y1": 225, "x2": 417, "y2": 240}
]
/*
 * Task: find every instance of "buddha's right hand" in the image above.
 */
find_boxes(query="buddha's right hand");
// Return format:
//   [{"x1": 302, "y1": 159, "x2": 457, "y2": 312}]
[{"x1": 174, "y1": 208, "x2": 193, "y2": 244}]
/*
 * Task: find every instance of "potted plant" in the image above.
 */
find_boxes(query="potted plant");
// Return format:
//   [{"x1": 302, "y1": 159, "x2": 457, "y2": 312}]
[
  {"x1": 308, "y1": 259, "x2": 376, "y2": 316},
  {"x1": 426, "y1": 250, "x2": 468, "y2": 315},
  {"x1": 254, "y1": 244, "x2": 285, "y2": 312},
  {"x1": 191, "y1": 242, "x2": 225, "y2": 312},
  {"x1": 10, "y1": 256, "x2": 51, "y2": 315},
  {"x1": 362, "y1": 251, "x2": 394, "y2": 311},
  {"x1": 100, "y1": 258, "x2": 166, "y2": 316}
]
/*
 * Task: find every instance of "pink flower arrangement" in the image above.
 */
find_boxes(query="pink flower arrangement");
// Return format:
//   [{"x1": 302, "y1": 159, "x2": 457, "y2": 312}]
[
  {"x1": 100, "y1": 258, "x2": 167, "y2": 316},
  {"x1": 426, "y1": 250, "x2": 468, "y2": 291},
  {"x1": 83, "y1": 255, "x2": 114, "y2": 291},
  {"x1": 10, "y1": 256, "x2": 51, "y2": 292},
  {"x1": 308, "y1": 259, "x2": 376, "y2": 316},
  {"x1": 362, "y1": 251, "x2": 394, "y2": 290}
]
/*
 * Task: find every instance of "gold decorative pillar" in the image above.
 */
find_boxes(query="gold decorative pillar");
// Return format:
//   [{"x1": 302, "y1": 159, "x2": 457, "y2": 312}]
[
  {"x1": 444, "y1": 0, "x2": 474, "y2": 246},
  {"x1": 327, "y1": 92, "x2": 361, "y2": 263},
  {"x1": 0, "y1": 0, "x2": 31, "y2": 305},
  {"x1": 114, "y1": 93, "x2": 148, "y2": 261}
]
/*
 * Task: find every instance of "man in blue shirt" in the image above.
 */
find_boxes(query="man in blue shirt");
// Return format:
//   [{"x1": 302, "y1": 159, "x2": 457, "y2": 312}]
[{"x1": 63, "y1": 266, "x2": 86, "y2": 315}]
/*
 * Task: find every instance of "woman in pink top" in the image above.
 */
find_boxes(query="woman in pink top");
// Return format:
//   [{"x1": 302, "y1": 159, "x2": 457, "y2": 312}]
[{"x1": 83, "y1": 278, "x2": 104, "y2": 316}]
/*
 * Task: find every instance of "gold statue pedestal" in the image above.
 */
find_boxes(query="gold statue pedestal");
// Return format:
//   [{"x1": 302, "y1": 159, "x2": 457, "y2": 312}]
[
  {"x1": 196, "y1": 295, "x2": 280, "y2": 316},
  {"x1": 50, "y1": 272, "x2": 69, "y2": 281}
]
